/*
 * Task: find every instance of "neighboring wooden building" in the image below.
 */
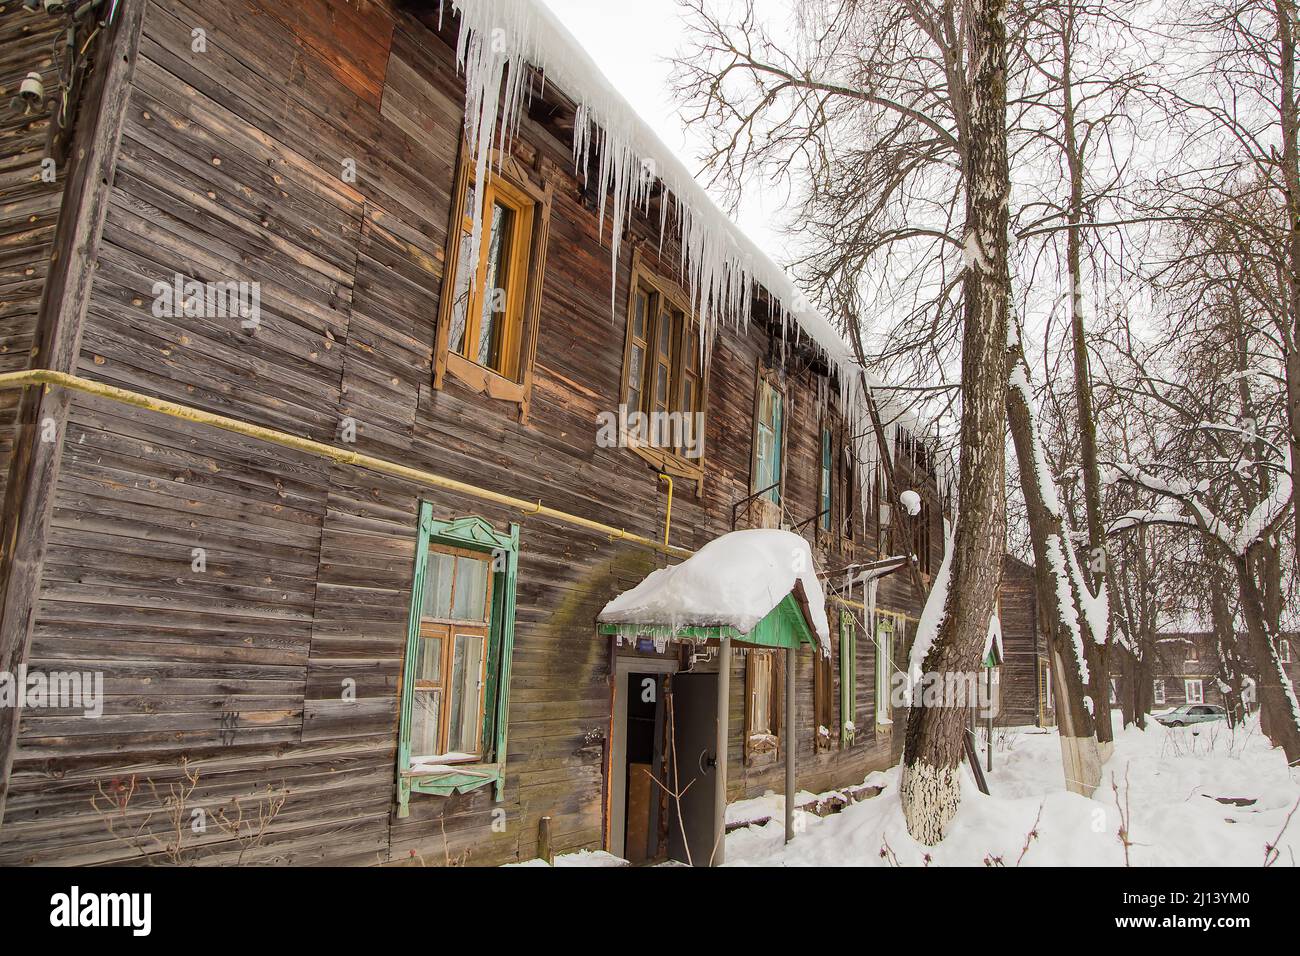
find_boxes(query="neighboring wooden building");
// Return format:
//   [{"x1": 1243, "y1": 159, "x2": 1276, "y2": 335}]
[
  {"x1": 0, "y1": 0, "x2": 1039, "y2": 866},
  {"x1": 997, "y1": 555, "x2": 1049, "y2": 728},
  {"x1": 1145, "y1": 633, "x2": 1225, "y2": 710},
  {"x1": 1139, "y1": 631, "x2": 1298, "y2": 712}
]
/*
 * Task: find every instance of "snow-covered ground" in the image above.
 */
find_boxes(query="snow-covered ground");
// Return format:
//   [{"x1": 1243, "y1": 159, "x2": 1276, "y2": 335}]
[
  {"x1": 527, "y1": 714, "x2": 1299, "y2": 867},
  {"x1": 727, "y1": 716, "x2": 1300, "y2": 866}
]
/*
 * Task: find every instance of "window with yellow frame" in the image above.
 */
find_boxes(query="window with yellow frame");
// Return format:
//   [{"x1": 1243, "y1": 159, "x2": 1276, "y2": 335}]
[
  {"x1": 618, "y1": 250, "x2": 708, "y2": 480},
  {"x1": 435, "y1": 147, "x2": 552, "y2": 421}
]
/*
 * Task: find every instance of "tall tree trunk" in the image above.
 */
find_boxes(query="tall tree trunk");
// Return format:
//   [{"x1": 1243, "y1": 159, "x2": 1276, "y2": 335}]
[
  {"x1": 1007, "y1": 342, "x2": 1102, "y2": 795},
  {"x1": 900, "y1": 0, "x2": 1010, "y2": 846},
  {"x1": 1236, "y1": 553, "x2": 1300, "y2": 765},
  {"x1": 1133, "y1": 647, "x2": 1152, "y2": 730},
  {"x1": 1276, "y1": 0, "x2": 1300, "y2": 578},
  {"x1": 1209, "y1": 572, "x2": 1247, "y2": 729},
  {"x1": 1060, "y1": 0, "x2": 1113, "y2": 749}
]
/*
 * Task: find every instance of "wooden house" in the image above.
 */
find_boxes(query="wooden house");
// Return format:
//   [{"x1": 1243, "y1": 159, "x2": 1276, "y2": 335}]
[
  {"x1": 1138, "y1": 629, "x2": 1297, "y2": 712},
  {"x1": 0, "y1": 0, "x2": 1039, "y2": 866},
  {"x1": 998, "y1": 555, "x2": 1052, "y2": 728},
  {"x1": 1144, "y1": 632, "x2": 1226, "y2": 710}
]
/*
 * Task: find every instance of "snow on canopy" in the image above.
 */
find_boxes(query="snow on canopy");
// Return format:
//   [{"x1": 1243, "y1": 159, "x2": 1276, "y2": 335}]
[{"x1": 599, "y1": 530, "x2": 831, "y2": 654}]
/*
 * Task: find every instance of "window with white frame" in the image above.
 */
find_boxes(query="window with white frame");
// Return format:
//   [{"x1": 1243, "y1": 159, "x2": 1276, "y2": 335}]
[
  {"x1": 1281, "y1": 639, "x2": 1293, "y2": 664},
  {"x1": 1153, "y1": 679, "x2": 1166, "y2": 705},
  {"x1": 1184, "y1": 679, "x2": 1204, "y2": 704}
]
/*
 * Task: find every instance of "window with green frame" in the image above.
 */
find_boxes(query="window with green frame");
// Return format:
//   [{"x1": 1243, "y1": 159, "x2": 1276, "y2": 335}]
[
  {"x1": 840, "y1": 609, "x2": 856, "y2": 746},
  {"x1": 819, "y1": 427, "x2": 833, "y2": 531},
  {"x1": 874, "y1": 611, "x2": 906, "y2": 725},
  {"x1": 397, "y1": 505, "x2": 519, "y2": 816},
  {"x1": 753, "y1": 378, "x2": 784, "y2": 504}
]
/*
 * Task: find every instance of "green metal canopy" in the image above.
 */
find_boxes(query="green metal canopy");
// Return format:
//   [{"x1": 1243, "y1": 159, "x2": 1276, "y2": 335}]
[{"x1": 598, "y1": 591, "x2": 819, "y2": 650}]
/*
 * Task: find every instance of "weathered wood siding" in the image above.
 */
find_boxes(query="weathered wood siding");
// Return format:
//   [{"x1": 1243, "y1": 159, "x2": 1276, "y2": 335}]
[
  {"x1": 998, "y1": 555, "x2": 1041, "y2": 726},
  {"x1": 0, "y1": 4, "x2": 67, "y2": 504}
]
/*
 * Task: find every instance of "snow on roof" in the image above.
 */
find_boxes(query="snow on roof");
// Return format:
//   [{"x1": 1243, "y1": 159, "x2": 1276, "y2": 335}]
[
  {"x1": 846, "y1": 555, "x2": 908, "y2": 588},
  {"x1": 446, "y1": 0, "x2": 855, "y2": 377},
  {"x1": 598, "y1": 529, "x2": 831, "y2": 652},
  {"x1": 444, "y1": 0, "x2": 948, "y2": 525}
]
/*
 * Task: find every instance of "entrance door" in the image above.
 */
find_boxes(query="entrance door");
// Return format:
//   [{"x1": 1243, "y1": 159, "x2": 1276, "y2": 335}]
[
  {"x1": 609, "y1": 658, "x2": 677, "y2": 861},
  {"x1": 667, "y1": 672, "x2": 719, "y2": 866},
  {"x1": 623, "y1": 673, "x2": 666, "y2": 864}
]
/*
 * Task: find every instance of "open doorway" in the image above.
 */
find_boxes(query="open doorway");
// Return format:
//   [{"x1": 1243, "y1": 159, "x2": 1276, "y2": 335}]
[
  {"x1": 622, "y1": 671, "x2": 667, "y2": 864},
  {"x1": 609, "y1": 658, "x2": 720, "y2": 865}
]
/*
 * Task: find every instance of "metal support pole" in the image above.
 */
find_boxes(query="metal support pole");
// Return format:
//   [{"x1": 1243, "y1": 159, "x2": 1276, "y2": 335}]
[
  {"x1": 986, "y1": 667, "x2": 994, "y2": 773},
  {"x1": 785, "y1": 645, "x2": 796, "y2": 844},
  {"x1": 712, "y1": 636, "x2": 730, "y2": 866}
]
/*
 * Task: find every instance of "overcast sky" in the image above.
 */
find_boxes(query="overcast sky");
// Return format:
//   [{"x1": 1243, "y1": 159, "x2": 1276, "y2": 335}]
[{"x1": 536, "y1": 0, "x2": 792, "y2": 266}]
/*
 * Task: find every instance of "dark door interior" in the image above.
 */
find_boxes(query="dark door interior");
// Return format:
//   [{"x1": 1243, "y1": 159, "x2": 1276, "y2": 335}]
[{"x1": 623, "y1": 673, "x2": 666, "y2": 864}]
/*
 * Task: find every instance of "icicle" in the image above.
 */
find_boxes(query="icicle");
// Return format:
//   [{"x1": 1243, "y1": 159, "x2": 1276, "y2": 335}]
[{"x1": 447, "y1": 0, "x2": 857, "y2": 384}]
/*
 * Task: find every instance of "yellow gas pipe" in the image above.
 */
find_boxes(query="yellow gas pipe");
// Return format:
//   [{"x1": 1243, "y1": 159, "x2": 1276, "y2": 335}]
[
  {"x1": 0, "y1": 370, "x2": 691, "y2": 559},
  {"x1": 657, "y1": 472, "x2": 673, "y2": 547}
]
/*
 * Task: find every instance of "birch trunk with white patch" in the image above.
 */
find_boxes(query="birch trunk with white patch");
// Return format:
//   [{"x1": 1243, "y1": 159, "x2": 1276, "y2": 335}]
[
  {"x1": 1006, "y1": 342, "x2": 1101, "y2": 795},
  {"x1": 900, "y1": 0, "x2": 1009, "y2": 846}
]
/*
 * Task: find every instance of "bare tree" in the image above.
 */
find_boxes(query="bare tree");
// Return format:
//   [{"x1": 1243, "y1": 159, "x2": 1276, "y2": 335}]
[
  {"x1": 675, "y1": 0, "x2": 1010, "y2": 842},
  {"x1": 1101, "y1": 245, "x2": 1300, "y2": 763},
  {"x1": 1156, "y1": 0, "x2": 1300, "y2": 574},
  {"x1": 1011, "y1": 0, "x2": 1165, "y2": 749},
  {"x1": 896, "y1": 0, "x2": 1011, "y2": 844}
]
